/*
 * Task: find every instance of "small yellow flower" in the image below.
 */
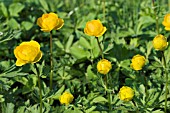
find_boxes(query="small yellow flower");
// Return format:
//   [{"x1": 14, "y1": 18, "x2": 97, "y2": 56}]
[
  {"x1": 131, "y1": 54, "x2": 146, "y2": 71},
  {"x1": 152, "y1": 34, "x2": 168, "y2": 51},
  {"x1": 97, "y1": 59, "x2": 112, "y2": 75},
  {"x1": 84, "y1": 19, "x2": 107, "y2": 37},
  {"x1": 37, "y1": 12, "x2": 64, "y2": 32},
  {"x1": 162, "y1": 13, "x2": 170, "y2": 30},
  {"x1": 119, "y1": 86, "x2": 134, "y2": 101},
  {"x1": 14, "y1": 40, "x2": 42, "y2": 66},
  {"x1": 59, "y1": 92, "x2": 74, "y2": 105}
]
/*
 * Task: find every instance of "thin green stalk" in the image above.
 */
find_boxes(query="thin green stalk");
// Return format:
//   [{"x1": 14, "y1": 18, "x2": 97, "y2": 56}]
[
  {"x1": 161, "y1": 51, "x2": 168, "y2": 113},
  {"x1": 141, "y1": 71, "x2": 148, "y2": 100},
  {"x1": 169, "y1": 0, "x2": 170, "y2": 12},
  {"x1": 50, "y1": 31, "x2": 53, "y2": 90},
  {"x1": 108, "y1": 91, "x2": 112, "y2": 112},
  {"x1": 132, "y1": 100, "x2": 139, "y2": 113},
  {"x1": 152, "y1": 0, "x2": 159, "y2": 34},
  {"x1": 102, "y1": 0, "x2": 106, "y2": 21},
  {"x1": 144, "y1": 75, "x2": 148, "y2": 99},
  {"x1": 34, "y1": 64, "x2": 42, "y2": 113},
  {"x1": 106, "y1": 74, "x2": 112, "y2": 112},
  {"x1": 96, "y1": 37, "x2": 104, "y2": 58}
]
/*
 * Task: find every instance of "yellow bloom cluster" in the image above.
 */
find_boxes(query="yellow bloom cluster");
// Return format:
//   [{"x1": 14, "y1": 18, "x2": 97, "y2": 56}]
[
  {"x1": 13, "y1": 11, "x2": 170, "y2": 106},
  {"x1": 59, "y1": 92, "x2": 74, "y2": 105},
  {"x1": 14, "y1": 12, "x2": 64, "y2": 66},
  {"x1": 37, "y1": 12, "x2": 64, "y2": 32},
  {"x1": 14, "y1": 41, "x2": 42, "y2": 66},
  {"x1": 119, "y1": 86, "x2": 134, "y2": 101},
  {"x1": 131, "y1": 54, "x2": 146, "y2": 71},
  {"x1": 152, "y1": 34, "x2": 168, "y2": 51},
  {"x1": 84, "y1": 19, "x2": 107, "y2": 37},
  {"x1": 97, "y1": 59, "x2": 112, "y2": 75},
  {"x1": 162, "y1": 13, "x2": 170, "y2": 30}
]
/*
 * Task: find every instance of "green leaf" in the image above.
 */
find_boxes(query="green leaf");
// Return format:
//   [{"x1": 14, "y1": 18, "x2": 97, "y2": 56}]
[
  {"x1": 39, "y1": 61, "x2": 45, "y2": 77},
  {"x1": 0, "y1": 70, "x2": 27, "y2": 78},
  {"x1": 22, "y1": 75, "x2": 37, "y2": 94},
  {"x1": 85, "y1": 106, "x2": 96, "y2": 113},
  {"x1": 0, "y1": 60, "x2": 10, "y2": 71},
  {"x1": 0, "y1": 95, "x2": 5, "y2": 102},
  {"x1": 52, "y1": 85, "x2": 65, "y2": 100},
  {"x1": 90, "y1": 37, "x2": 100, "y2": 58},
  {"x1": 70, "y1": 42, "x2": 90, "y2": 59},
  {"x1": 2, "y1": 103, "x2": 15, "y2": 113},
  {"x1": 39, "y1": 0, "x2": 49, "y2": 11},
  {"x1": 17, "y1": 106, "x2": 26, "y2": 113},
  {"x1": 152, "y1": 110, "x2": 164, "y2": 113},
  {"x1": 55, "y1": 40, "x2": 64, "y2": 49},
  {"x1": 21, "y1": 21, "x2": 34, "y2": 31},
  {"x1": 8, "y1": 18, "x2": 19, "y2": 29},
  {"x1": 64, "y1": 109, "x2": 83, "y2": 113},
  {"x1": 9, "y1": 3, "x2": 25, "y2": 17},
  {"x1": 14, "y1": 76, "x2": 28, "y2": 85},
  {"x1": 79, "y1": 37, "x2": 91, "y2": 49},
  {"x1": 86, "y1": 65, "x2": 97, "y2": 80},
  {"x1": 92, "y1": 96, "x2": 107, "y2": 103},
  {"x1": 65, "y1": 35, "x2": 74, "y2": 52},
  {"x1": 165, "y1": 45, "x2": 170, "y2": 64},
  {"x1": 119, "y1": 59, "x2": 130, "y2": 70},
  {"x1": 0, "y1": 2, "x2": 8, "y2": 17},
  {"x1": 136, "y1": 16, "x2": 155, "y2": 34}
]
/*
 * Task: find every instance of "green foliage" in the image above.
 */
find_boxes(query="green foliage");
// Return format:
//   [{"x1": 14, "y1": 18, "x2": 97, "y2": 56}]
[{"x1": 0, "y1": 0, "x2": 170, "y2": 112}]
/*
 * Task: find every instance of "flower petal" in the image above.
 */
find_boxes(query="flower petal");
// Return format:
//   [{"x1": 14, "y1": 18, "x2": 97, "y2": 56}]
[
  {"x1": 33, "y1": 51, "x2": 42, "y2": 63},
  {"x1": 40, "y1": 28, "x2": 51, "y2": 32},
  {"x1": 96, "y1": 27, "x2": 107, "y2": 37},
  {"x1": 165, "y1": 27, "x2": 170, "y2": 31},
  {"x1": 16, "y1": 59, "x2": 27, "y2": 66},
  {"x1": 14, "y1": 46, "x2": 21, "y2": 59},
  {"x1": 20, "y1": 40, "x2": 40, "y2": 50},
  {"x1": 37, "y1": 17, "x2": 43, "y2": 28},
  {"x1": 49, "y1": 12, "x2": 58, "y2": 18},
  {"x1": 54, "y1": 18, "x2": 64, "y2": 30}
]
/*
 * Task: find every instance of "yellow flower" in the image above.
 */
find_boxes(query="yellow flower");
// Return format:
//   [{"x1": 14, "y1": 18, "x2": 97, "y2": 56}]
[
  {"x1": 84, "y1": 19, "x2": 107, "y2": 37},
  {"x1": 97, "y1": 59, "x2": 112, "y2": 75},
  {"x1": 14, "y1": 40, "x2": 42, "y2": 66},
  {"x1": 59, "y1": 92, "x2": 74, "y2": 105},
  {"x1": 131, "y1": 54, "x2": 146, "y2": 71},
  {"x1": 152, "y1": 34, "x2": 168, "y2": 51},
  {"x1": 119, "y1": 86, "x2": 134, "y2": 101},
  {"x1": 162, "y1": 13, "x2": 170, "y2": 30},
  {"x1": 37, "y1": 12, "x2": 64, "y2": 32}
]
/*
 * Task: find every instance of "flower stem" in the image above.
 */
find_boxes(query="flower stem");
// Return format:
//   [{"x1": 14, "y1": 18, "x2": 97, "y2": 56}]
[
  {"x1": 106, "y1": 74, "x2": 112, "y2": 112},
  {"x1": 141, "y1": 71, "x2": 148, "y2": 101},
  {"x1": 144, "y1": 75, "x2": 148, "y2": 99},
  {"x1": 96, "y1": 37, "x2": 104, "y2": 58},
  {"x1": 102, "y1": 0, "x2": 106, "y2": 21},
  {"x1": 50, "y1": 31, "x2": 53, "y2": 90},
  {"x1": 152, "y1": 0, "x2": 159, "y2": 34},
  {"x1": 161, "y1": 51, "x2": 168, "y2": 113},
  {"x1": 132, "y1": 100, "x2": 139, "y2": 113},
  {"x1": 34, "y1": 64, "x2": 42, "y2": 113}
]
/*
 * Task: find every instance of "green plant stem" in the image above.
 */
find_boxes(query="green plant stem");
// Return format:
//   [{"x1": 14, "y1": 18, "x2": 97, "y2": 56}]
[
  {"x1": 50, "y1": 31, "x2": 53, "y2": 90},
  {"x1": 102, "y1": 0, "x2": 106, "y2": 21},
  {"x1": 169, "y1": 0, "x2": 170, "y2": 12},
  {"x1": 161, "y1": 51, "x2": 168, "y2": 113},
  {"x1": 144, "y1": 75, "x2": 148, "y2": 99},
  {"x1": 141, "y1": 71, "x2": 148, "y2": 100},
  {"x1": 132, "y1": 100, "x2": 139, "y2": 113},
  {"x1": 96, "y1": 37, "x2": 104, "y2": 58},
  {"x1": 106, "y1": 74, "x2": 112, "y2": 112},
  {"x1": 34, "y1": 64, "x2": 42, "y2": 113},
  {"x1": 152, "y1": 0, "x2": 159, "y2": 34}
]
